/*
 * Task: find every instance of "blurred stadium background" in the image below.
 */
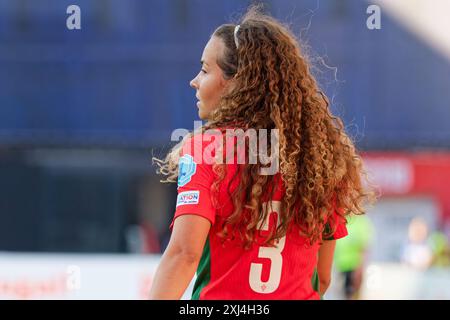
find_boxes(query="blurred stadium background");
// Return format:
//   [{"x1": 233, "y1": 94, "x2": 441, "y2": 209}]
[{"x1": 0, "y1": 0, "x2": 449, "y2": 299}]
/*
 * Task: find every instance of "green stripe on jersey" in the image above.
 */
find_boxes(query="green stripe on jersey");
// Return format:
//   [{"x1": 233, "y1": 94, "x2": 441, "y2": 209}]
[
  {"x1": 311, "y1": 267, "x2": 324, "y2": 300},
  {"x1": 323, "y1": 222, "x2": 334, "y2": 241},
  {"x1": 191, "y1": 238, "x2": 211, "y2": 300}
]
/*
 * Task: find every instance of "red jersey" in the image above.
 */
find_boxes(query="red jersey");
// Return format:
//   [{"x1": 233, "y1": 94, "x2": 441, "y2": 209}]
[{"x1": 171, "y1": 133, "x2": 347, "y2": 300}]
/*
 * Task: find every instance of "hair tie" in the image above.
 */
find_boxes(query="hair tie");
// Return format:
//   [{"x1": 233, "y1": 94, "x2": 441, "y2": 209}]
[{"x1": 234, "y1": 24, "x2": 240, "y2": 49}]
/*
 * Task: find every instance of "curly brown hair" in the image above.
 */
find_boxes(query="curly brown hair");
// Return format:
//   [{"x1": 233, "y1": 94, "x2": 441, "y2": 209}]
[{"x1": 154, "y1": 4, "x2": 376, "y2": 248}]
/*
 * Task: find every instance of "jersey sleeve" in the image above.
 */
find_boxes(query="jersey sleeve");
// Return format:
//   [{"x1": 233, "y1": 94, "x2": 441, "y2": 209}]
[
  {"x1": 323, "y1": 207, "x2": 348, "y2": 240},
  {"x1": 169, "y1": 135, "x2": 216, "y2": 229}
]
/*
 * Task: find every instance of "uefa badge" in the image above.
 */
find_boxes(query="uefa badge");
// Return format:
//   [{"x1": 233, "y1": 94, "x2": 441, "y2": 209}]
[{"x1": 178, "y1": 154, "x2": 197, "y2": 187}]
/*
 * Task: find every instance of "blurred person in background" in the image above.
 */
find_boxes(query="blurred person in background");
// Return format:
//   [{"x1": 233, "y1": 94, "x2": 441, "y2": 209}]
[
  {"x1": 401, "y1": 217, "x2": 433, "y2": 270},
  {"x1": 334, "y1": 214, "x2": 374, "y2": 300},
  {"x1": 428, "y1": 229, "x2": 450, "y2": 268},
  {"x1": 149, "y1": 4, "x2": 375, "y2": 300}
]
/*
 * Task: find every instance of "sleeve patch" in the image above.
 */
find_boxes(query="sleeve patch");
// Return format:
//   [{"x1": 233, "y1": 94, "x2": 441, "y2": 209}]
[
  {"x1": 176, "y1": 191, "x2": 200, "y2": 207},
  {"x1": 178, "y1": 154, "x2": 197, "y2": 187}
]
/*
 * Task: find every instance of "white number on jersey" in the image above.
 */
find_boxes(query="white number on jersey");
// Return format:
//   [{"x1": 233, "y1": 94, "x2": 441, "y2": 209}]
[{"x1": 249, "y1": 201, "x2": 286, "y2": 294}]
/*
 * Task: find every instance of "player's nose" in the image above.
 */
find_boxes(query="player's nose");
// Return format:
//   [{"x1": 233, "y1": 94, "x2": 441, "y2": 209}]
[{"x1": 190, "y1": 76, "x2": 198, "y2": 90}]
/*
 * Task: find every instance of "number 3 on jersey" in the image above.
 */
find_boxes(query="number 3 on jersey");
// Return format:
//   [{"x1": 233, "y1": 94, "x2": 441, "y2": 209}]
[{"x1": 249, "y1": 201, "x2": 286, "y2": 294}]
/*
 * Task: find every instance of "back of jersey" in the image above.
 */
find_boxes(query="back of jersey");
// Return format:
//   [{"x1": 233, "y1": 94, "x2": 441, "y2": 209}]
[{"x1": 172, "y1": 133, "x2": 347, "y2": 299}]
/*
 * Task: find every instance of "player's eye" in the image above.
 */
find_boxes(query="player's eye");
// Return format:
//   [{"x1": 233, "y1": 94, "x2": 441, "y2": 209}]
[{"x1": 201, "y1": 69, "x2": 207, "y2": 74}]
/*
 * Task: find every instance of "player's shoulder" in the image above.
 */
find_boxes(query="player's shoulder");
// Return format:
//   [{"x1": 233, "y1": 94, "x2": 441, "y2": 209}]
[{"x1": 180, "y1": 128, "x2": 234, "y2": 165}]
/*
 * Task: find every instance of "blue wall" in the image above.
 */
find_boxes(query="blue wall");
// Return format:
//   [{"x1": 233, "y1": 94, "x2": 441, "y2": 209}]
[{"x1": 0, "y1": 0, "x2": 449, "y2": 149}]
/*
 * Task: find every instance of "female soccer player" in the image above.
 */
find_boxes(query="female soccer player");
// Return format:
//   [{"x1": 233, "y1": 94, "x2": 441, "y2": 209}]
[{"x1": 149, "y1": 5, "x2": 374, "y2": 300}]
